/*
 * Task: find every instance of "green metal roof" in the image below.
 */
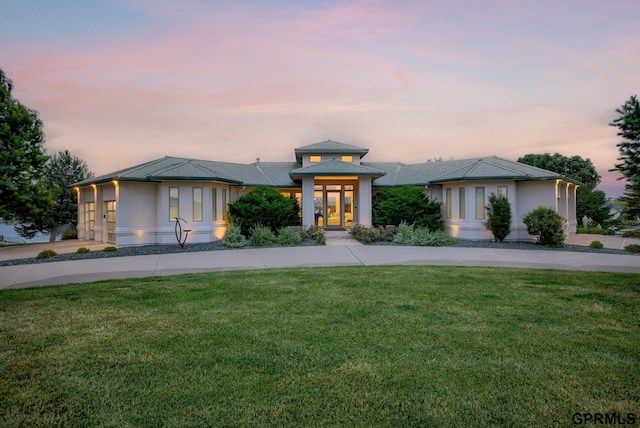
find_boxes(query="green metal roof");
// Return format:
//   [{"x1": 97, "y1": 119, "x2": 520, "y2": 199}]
[
  {"x1": 294, "y1": 140, "x2": 369, "y2": 162},
  {"x1": 73, "y1": 154, "x2": 578, "y2": 189},
  {"x1": 289, "y1": 159, "x2": 386, "y2": 178}
]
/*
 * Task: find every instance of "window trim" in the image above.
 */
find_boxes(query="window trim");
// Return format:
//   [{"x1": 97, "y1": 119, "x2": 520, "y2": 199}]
[
  {"x1": 475, "y1": 187, "x2": 485, "y2": 219},
  {"x1": 169, "y1": 187, "x2": 179, "y2": 221},
  {"x1": 212, "y1": 188, "x2": 217, "y2": 221},
  {"x1": 193, "y1": 187, "x2": 203, "y2": 222}
]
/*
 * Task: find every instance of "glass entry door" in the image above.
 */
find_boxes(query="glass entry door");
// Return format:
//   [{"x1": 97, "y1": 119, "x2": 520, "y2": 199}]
[
  {"x1": 326, "y1": 190, "x2": 341, "y2": 226},
  {"x1": 313, "y1": 184, "x2": 355, "y2": 228}
]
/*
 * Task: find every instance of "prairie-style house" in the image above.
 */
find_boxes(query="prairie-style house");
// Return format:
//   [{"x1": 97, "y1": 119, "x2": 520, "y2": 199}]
[{"x1": 72, "y1": 140, "x2": 579, "y2": 246}]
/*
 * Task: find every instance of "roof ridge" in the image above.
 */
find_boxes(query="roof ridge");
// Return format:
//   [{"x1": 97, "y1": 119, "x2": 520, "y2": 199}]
[
  {"x1": 428, "y1": 159, "x2": 477, "y2": 181},
  {"x1": 253, "y1": 163, "x2": 275, "y2": 186}
]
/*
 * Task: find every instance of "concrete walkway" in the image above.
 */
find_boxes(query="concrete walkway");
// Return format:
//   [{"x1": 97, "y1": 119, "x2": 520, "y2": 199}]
[{"x1": 1, "y1": 235, "x2": 638, "y2": 289}]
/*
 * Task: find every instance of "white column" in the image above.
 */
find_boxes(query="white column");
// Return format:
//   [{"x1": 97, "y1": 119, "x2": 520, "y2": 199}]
[
  {"x1": 358, "y1": 177, "x2": 372, "y2": 226},
  {"x1": 301, "y1": 177, "x2": 315, "y2": 227}
]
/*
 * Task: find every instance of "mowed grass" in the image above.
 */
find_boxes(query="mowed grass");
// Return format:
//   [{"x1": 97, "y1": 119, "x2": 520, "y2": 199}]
[{"x1": 1, "y1": 266, "x2": 638, "y2": 427}]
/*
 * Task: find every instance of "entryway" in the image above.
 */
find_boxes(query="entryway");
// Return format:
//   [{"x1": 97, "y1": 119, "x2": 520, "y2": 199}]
[{"x1": 314, "y1": 184, "x2": 354, "y2": 229}]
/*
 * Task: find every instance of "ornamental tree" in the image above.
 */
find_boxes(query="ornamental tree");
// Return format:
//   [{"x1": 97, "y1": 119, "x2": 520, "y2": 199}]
[{"x1": 485, "y1": 193, "x2": 512, "y2": 242}]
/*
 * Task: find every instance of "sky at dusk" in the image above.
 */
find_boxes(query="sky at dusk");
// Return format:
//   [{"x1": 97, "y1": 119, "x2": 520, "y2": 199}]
[{"x1": 2, "y1": 0, "x2": 639, "y2": 197}]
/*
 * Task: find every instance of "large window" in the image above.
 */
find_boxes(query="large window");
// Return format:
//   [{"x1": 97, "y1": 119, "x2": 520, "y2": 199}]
[
  {"x1": 106, "y1": 201, "x2": 116, "y2": 244},
  {"x1": 221, "y1": 189, "x2": 228, "y2": 220},
  {"x1": 193, "y1": 187, "x2": 203, "y2": 222},
  {"x1": 85, "y1": 202, "x2": 95, "y2": 240},
  {"x1": 169, "y1": 187, "x2": 179, "y2": 221},
  {"x1": 475, "y1": 187, "x2": 485, "y2": 219},
  {"x1": 212, "y1": 188, "x2": 217, "y2": 221},
  {"x1": 459, "y1": 187, "x2": 466, "y2": 219},
  {"x1": 445, "y1": 188, "x2": 452, "y2": 218}
]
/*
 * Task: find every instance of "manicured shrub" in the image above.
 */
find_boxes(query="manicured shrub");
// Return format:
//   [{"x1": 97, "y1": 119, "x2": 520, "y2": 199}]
[
  {"x1": 624, "y1": 244, "x2": 640, "y2": 253},
  {"x1": 228, "y1": 186, "x2": 300, "y2": 236},
  {"x1": 249, "y1": 224, "x2": 277, "y2": 247},
  {"x1": 485, "y1": 193, "x2": 512, "y2": 242},
  {"x1": 298, "y1": 226, "x2": 320, "y2": 240},
  {"x1": 61, "y1": 228, "x2": 77, "y2": 240},
  {"x1": 372, "y1": 186, "x2": 444, "y2": 231},
  {"x1": 589, "y1": 241, "x2": 604, "y2": 249},
  {"x1": 76, "y1": 247, "x2": 90, "y2": 254},
  {"x1": 392, "y1": 221, "x2": 415, "y2": 245},
  {"x1": 577, "y1": 227, "x2": 614, "y2": 235},
  {"x1": 350, "y1": 224, "x2": 394, "y2": 243},
  {"x1": 522, "y1": 207, "x2": 565, "y2": 247},
  {"x1": 312, "y1": 228, "x2": 325, "y2": 245},
  {"x1": 622, "y1": 229, "x2": 640, "y2": 238},
  {"x1": 275, "y1": 227, "x2": 303, "y2": 246},
  {"x1": 103, "y1": 246, "x2": 117, "y2": 252},
  {"x1": 392, "y1": 221, "x2": 457, "y2": 246},
  {"x1": 222, "y1": 226, "x2": 246, "y2": 248},
  {"x1": 36, "y1": 249, "x2": 57, "y2": 259}
]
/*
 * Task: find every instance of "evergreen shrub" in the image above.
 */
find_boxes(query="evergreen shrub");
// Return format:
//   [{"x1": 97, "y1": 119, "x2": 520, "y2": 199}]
[
  {"x1": 36, "y1": 249, "x2": 57, "y2": 259},
  {"x1": 249, "y1": 224, "x2": 277, "y2": 247},
  {"x1": 485, "y1": 194, "x2": 512, "y2": 242},
  {"x1": 372, "y1": 186, "x2": 444, "y2": 231},
  {"x1": 588, "y1": 241, "x2": 604, "y2": 249},
  {"x1": 222, "y1": 226, "x2": 246, "y2": 248},
  {"x1": 228, "y1": 186, "x2": 300, "y2": 236},
  {"x1": 522, "y1": 207, "x2": 565, "y2": 247}
]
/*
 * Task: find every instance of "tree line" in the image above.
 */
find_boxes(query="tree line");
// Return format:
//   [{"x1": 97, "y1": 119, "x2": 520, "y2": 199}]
[
  {"x1": 1, "y1": 68, "x2": 93, "y2": 242},
  {"x1": 1, "y1": 66, "x2": 639, "y2": 243}
]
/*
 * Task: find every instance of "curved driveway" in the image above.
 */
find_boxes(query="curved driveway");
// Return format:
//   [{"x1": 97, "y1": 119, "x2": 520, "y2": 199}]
[{"x1": 1, "y1": 236, "x2": 639, "y2": 289}]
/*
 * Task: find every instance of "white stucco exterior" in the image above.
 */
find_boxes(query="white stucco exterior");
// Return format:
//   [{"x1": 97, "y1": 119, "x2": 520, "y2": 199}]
[{"x1": 74, "y1": 141, "x2": 579, "y2": 247}]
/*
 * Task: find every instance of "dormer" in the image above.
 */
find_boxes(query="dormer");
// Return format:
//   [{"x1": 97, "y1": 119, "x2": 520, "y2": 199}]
[{"x1": 294, "y1": 140, "x2": 369, "y2": 167}]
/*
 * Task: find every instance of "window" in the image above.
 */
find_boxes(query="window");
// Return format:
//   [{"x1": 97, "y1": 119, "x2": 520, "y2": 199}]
[
  {"x1": 475, "y1": 187, "x2": 485, "y2": 219},
  {"x1": 85, "y1": 202, "x2": 95, "y2": 240},
  {"x1": 459, "y1": 187, "x2": 466, "y2": 219},
  {"x1": 169, "y1": 187, "x2": 179, "y2": 221},
  {"x1": 106, "y1": 201, "x2": 116, "y2": 243},
  {"x1": 446, "y1": 188, "x2": 452, "y2": 218},
  {"x1": 212, "y1": 188, "x2": 217, "y2": 221},
  {"x1": 310, "y1": 155, "x2": 322, "y2": 163},
  {"x1": 193, "y1": 187, "x2": 203, "y2": 222},
  {"x1": 221, "y1": 189, "x2": 228, "y2": 220},
  {"x1": 498, "y1": 186, "x2": 508, "y2": 198},
  {"x1": 341, "y1": 155, "x2": 353, "y2": 162}
]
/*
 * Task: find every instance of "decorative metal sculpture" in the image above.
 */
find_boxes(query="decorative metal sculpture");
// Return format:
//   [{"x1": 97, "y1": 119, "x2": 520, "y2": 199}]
[{"x1": 173, "y1": 217, "x2": 191, "y2": 249}]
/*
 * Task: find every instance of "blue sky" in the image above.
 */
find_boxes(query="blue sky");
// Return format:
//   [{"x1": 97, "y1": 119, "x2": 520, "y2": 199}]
[{"x1": 2, "y1": 0, "x2": 639, "y2": 197}]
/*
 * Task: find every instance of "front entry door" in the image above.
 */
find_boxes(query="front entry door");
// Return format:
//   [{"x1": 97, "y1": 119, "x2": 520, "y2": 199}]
[
  {"x1": 326, "y1": 190, "x2": 341, "y2": 227},
  {"x1": 313, "y1": 184, "x2": 355, "y2": 229}
]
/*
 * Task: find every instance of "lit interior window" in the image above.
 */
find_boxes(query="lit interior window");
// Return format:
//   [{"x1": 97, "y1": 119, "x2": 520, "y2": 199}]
[
  {"x1": 341, "y1": 155, "x2": 353, "y2": 162},
  {"x1": 310, "y1": 156, "x2": 322, "y2": 163}
]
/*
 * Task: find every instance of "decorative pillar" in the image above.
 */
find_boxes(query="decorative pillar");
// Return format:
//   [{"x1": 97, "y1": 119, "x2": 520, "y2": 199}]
[
  {"x1": 358, "y1": 177, "x2": 372, "y2": 226},
  {"x1": 301, "y1": 177, "x2": 315, "y2": 227}
]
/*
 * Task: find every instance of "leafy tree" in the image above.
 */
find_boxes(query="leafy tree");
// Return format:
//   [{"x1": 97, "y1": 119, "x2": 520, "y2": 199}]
[
  {"x1": 522, "y1": 207, "x2": 565, "y2": 247},
  {"x1": 609, "y1": 95, "x2": 640, "y2": 218},
  {"x1": 517, "y1": 153, "x2": 600, "y2": 189},
  {"x1": 485, "y1": 193, "x2": 512, "y2": 242},
  {"x1": 518, "y1": 152, "x2": 611, "y2": 224},
  {"x1": 15, "y1": 150, "x2": 93, "y2": 241},
  {"x1": 576, "y1": 188, "x2": 610, "y2": 226},
  {"x1": 228, "y1": 186, "x2": 300, "y2": 236},
  {"x1": 372, "y1": 185, "x2": 443, "y2": 231},
  {"x1": 0, "y1": 68, "x2": 50, "y2": 221}
]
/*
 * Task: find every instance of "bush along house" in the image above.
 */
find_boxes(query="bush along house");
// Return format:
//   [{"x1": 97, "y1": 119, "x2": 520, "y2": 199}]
[{"x1": 72, "y1": 140, "x2": 579, "y2": 246}]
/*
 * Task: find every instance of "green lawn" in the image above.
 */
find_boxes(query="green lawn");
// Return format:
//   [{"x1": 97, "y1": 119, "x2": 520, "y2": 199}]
[{"x1": 1, "y1": 266, "x2": 638, "y2": 427}]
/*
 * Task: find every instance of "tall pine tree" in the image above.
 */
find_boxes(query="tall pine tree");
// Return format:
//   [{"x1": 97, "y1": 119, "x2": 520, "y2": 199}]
[{"x1": 610, "y1": 95, "x2": 640, "y2": 218}]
